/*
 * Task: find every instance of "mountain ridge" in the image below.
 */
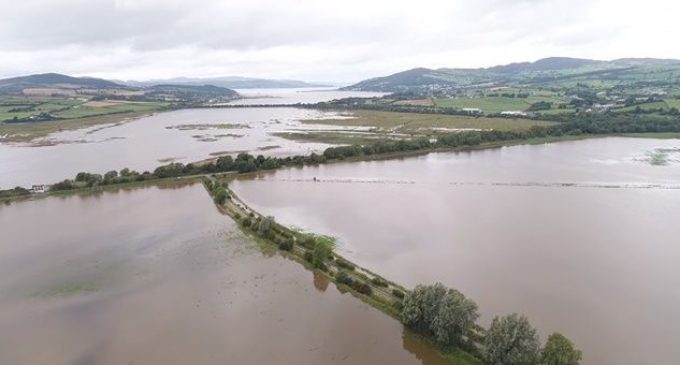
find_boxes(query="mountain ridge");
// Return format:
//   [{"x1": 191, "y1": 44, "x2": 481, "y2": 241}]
[{"x1": 344, "y1": 57, "x2": 680, "y2": 92}]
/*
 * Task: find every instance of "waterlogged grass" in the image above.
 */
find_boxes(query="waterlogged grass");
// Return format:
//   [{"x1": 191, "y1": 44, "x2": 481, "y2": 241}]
[
  {"x1": 165, "y1": 123, "x2": 249, "y2": 131},
  {"x1": 37, "y1": 282, "x2": 98, "y2": 297},
  {"x1": 643, "y1": 148, "x2": 680, "y2": 166},
  {"x1": 273, "y1": 131, "x2": 397, "y2": 145},
  {"x1": 648, "y1": 151, "x2": 670, "y2": 165},
  {"x1": 302, "y1": 110, "x2": 555, "y2": 134}
]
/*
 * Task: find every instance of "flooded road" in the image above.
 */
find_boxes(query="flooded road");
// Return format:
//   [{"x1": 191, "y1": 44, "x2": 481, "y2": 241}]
[
  {"x1": 231, "y1": 137, "x2": 680, "y2": 365},
  {"x1": 0, "y1": 89, "x2": 382, "y2": 188},
  {"x1": 0, "y1": 182, "x2": 449, "y2": 365}
]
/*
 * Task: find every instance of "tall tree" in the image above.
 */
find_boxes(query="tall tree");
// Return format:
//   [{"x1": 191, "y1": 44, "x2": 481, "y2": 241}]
[
  {"x1": 401, "y1": 283, "x2": 478, "y2": 347},
  {"x1": 485, "y1": 313, "x2": 540, "y2": 365},
  {"x1": 540, "y1": 333, "x2": 582, "y2": 365}
]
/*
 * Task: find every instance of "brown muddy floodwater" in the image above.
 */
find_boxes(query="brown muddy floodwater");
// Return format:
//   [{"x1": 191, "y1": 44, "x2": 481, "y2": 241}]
[
  {"x1": 231, "y1": 137, "x2": 680, "y2": 365},
  {"x1": 0, "y1": 182, "x2": 448, "y2": 365}
]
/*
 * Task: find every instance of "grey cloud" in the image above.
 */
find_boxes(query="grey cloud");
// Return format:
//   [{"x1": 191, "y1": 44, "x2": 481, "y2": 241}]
[{"x1": 0, "y1": 0, "x2": 677, "y2": 82}]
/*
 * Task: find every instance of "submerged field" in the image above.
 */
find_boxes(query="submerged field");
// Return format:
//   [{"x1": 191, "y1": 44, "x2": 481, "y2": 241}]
[
  {"x1": 0, "y1": 182, "x2": 451, "y2": 365},
  {"x1": 302, "y1": 110, "x2": 555, "y2": 132},
  {"x1": 231, "y1": 137, "x2": 680, "y2": 365},
  {"x1": 272, "y1": 109, "x2": 557, "y2": 145}
]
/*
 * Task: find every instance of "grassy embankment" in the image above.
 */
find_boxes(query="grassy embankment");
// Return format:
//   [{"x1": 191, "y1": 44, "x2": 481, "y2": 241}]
[
  {"x1": 0, "y1": 175, "x2": 204, "y2": 204},
  {"x1": 0, "y1": 96, "x2": 169, "y2": 142},
  {"x1": 203, "y1": 177, "x2": 484, "y2": 365},
  {"x1": 274, "y1": 109, "x2": 557, "y2": 145}
]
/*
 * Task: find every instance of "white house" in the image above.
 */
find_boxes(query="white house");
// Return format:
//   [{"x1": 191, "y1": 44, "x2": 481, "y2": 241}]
[
  {"x1": 462, "y1": 108, "x2": 482, "y2": 115},
  {"x1": 31, "y1": 185, "x2": 47, "y2": 193},
  {"x1": 500, "y1": 110, "x2": 527, "y2": 117}
]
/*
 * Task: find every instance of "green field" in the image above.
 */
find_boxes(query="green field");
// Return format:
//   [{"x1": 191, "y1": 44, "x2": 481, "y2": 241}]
[
  {"x1": 0, "y1": 96, "x2": 169, "y2": 142},
  {"x1": 434, "y1": 96, "x2": 567, "y2": 114},
  {"x1": 0, "y1": 96, "x2": 83, "y2": 122},
  {"x1": 53, "y1": 101, "x2": 166, "y2": 119},
  {"x1": 663, "y1": 98, "x2": 680, "y2": 109},
  {"x1": 615, "y1": 101, "x2": 670, "y2": 112},
  {"x1": 434, "y1": 97, "x2": 530, "y2": 113}
]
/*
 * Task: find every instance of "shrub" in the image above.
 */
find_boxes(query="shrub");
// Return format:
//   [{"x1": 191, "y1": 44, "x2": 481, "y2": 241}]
[
  {"x1": 351, "y1": 280, "x2": 373, "y2": 296},
  {"x1": 336, "y1": 259, "x2": 355, "y2": 271},
  {"x1": 303, "y1": 251, "x2": 313, "y2": 263},
  {"x1": 392, "y1": 289, "x2": 405, "y2": 299},
  {"x1": 51, "y1": 180, "x2": 75, "y2": 191},
  {"x1": 371, "y1": 277, "x2": 388, "y2": 287},
  {"x1": 336, "y1": 270, "x2": 353, "y2": 286},
  {"x1": 278, "y1": 239, "x2": 293, "y2": 251},
  {"x1": 312, "y1": 240, "x2": 331, "y2": 269}
]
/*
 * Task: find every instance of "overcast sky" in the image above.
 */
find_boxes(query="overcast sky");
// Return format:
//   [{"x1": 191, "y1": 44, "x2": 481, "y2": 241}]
[{"x1": 0, "y1": 0, "x2": 678, "y2": 83}]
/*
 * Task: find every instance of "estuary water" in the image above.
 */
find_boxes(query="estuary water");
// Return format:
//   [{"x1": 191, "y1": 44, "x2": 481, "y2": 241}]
[
  {"x1": 0, "y1": 182, "x2": 447, "y2": 365},
  {"x1": 231, "y1": 137, "x2": 680, "y2": 365},
  {"x1": 0, "y1": 88, "x2": 383, "y2": 188}
]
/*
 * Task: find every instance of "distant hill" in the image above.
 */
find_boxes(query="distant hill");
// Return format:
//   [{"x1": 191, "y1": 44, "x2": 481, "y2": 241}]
[
  {"x1": 484, "y1": 57, "x2": 601, "y2": 74},
  {"x1": 344, "y1": 57, "x2": 680, "y2": 92},
  {"x1": 0, "y1": 73, "x2": 241, "y2": 103},
  {"x1": 0, "y1": 73, "x2": 123, "y2": 94},
  {"x1": 123, "y1": 76, "x2": 327, "y2": 89},
  {"x1": 145, "y1": 84, "x2": 238, "y2": 101}
]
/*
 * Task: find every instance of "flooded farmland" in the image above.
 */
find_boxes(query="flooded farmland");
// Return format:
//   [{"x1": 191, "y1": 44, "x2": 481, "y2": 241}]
[
  {"x1": 0, "y1": 182, "x2": 448, "y2": 365},
  {"x1": 231, "y1": 137, "x2": 680, "y2": 365},
  {"x1": 0, "y1": 89, "x2": 383, "y2": 188}
]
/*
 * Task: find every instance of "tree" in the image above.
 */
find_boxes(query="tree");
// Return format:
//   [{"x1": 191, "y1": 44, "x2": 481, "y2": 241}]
[
  {"x1": 312, "y1": 240, "x2": 331, "y2": 270},
  {"x1": 256, "y1": 216, "x2": 276, "y2": 237},
  {"x1": 485, "y1": 314, "x2": 540, "y2": 365},
  {"x1": 154, "y1": 162, "x2": 185, "y2": 178},
  {"x1": 104, "y1": 170, "x2": 118, "y2": 182},
  {"x1": 216, "y1": 155, "x2": 234, "y2": 171},
  {"x1": 540, "y1": 333, "x2": 582, "y2": 365},
  {"x1": 75, "y1": 172, "x2": 90, "y2": 182},
  {"x1": 213, "y1": 188, "x2": 227, "y2": 205},
  {"x1": 401, "y1": 283, "x2": 479, "y2": 348},
  {"x1": 431, "y1": 288, "x2": 479, "y2": 345}
]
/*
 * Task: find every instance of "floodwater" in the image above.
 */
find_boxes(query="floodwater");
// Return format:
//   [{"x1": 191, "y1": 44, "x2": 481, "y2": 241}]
[
  {"x1": 228, "y1": 87, "x2": 385, "y2": 105},
  {"x1": 231, "y1": 137, "x2": 680, "y2": 365},
  {"x1": 0, "y1": 182, "x2": 449, "y2": 365},
  {"x1": 0, "y1": 88, "x2": 382, "y2": 188}
]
